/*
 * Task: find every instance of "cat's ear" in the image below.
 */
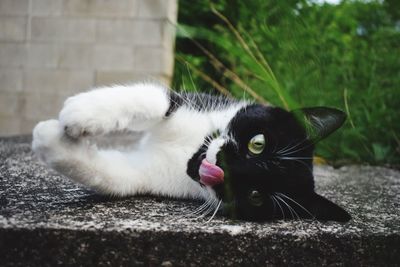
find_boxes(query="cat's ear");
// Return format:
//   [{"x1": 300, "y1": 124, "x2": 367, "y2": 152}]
[
  {"x1": 305, "y1": 193, "x2": 351, "y2": 222},
  {"x1": 291, "y1": 107, "x2": 346, "y2": 142}
]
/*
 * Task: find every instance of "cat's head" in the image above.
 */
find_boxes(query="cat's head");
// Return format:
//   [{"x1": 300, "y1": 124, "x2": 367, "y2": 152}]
[{"x1": 188, "y1": 104, "x2": 351, "y2": 222}]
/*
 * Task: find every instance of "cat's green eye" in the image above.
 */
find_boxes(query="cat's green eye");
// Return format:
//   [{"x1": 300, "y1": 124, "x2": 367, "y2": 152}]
[{"x1": 248, "y1": 134, "x2": 265, "y2": 155}]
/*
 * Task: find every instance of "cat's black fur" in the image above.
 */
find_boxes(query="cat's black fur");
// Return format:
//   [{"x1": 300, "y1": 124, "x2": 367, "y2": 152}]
[{"x1": 185, "y1": 101, "x2": 351, "y2": 222}]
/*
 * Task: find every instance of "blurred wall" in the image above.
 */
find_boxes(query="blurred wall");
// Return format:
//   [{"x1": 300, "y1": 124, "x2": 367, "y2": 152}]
[{"x1": 0, "y1": 0, "x2": 177, "y2": 136}]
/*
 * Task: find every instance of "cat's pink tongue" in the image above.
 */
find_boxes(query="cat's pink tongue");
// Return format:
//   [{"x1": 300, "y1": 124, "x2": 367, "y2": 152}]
[{"x1": 199, "y1": 159, "x2": 224, "y2": 186}]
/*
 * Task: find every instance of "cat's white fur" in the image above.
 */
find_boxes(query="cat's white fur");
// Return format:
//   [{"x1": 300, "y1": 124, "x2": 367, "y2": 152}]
[{"x1": 32, "y1": 83, "x2": 245, "y2": 201}]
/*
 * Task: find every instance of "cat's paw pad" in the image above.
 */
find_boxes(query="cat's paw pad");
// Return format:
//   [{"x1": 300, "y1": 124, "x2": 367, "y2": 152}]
[{"x1": 62, "y1": 122, "x2": 94, "y2": 139}]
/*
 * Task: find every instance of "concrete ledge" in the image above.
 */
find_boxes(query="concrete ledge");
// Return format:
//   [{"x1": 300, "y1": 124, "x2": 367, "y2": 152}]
[{"x1": 0, "y1": 136, "x2": 399, "y2": 266}]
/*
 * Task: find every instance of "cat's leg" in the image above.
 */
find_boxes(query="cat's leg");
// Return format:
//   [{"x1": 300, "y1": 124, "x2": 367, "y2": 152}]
[
  {"x1": 32, "y1": 119, "x2": 153, "y2": 195},
  {"x1": 59, "y1": 83, "x2": 170, "y2": 139},
  {"x1": 32, "y1": 119, "x2": 207, "y2": 198}
]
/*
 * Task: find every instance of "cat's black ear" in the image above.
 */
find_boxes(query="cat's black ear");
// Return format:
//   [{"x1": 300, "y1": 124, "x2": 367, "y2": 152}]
[
  {"x1": 291, "y1": 107, "x2": 346, "y2": 142},
  {"x1": 306, "y1": 193, "x2": 351, "y2": 222}
]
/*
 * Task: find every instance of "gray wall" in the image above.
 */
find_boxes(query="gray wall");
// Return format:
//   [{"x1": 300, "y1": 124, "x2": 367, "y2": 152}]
[{"x1": 0, "y1": 0, "x2": 177, "y2": 136}]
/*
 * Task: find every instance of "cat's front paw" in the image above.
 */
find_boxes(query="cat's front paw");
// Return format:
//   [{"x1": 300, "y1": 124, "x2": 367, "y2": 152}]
[
  {"x1": 59, "y1": 92, "x2": 122, "y2": 139},
  {"x1": 32, "y1": 120, "x2": 64, "y2": 162}
]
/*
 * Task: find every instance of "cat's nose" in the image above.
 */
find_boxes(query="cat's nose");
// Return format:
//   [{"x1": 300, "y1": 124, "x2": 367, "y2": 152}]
[{"x1": 199, "y1": 159, "x2": 224, "y2": 186}]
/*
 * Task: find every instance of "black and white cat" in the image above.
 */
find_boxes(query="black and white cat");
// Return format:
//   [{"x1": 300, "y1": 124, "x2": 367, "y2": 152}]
[{"x1": 32, "y1": 82, "x2": 351, "y2": 222}]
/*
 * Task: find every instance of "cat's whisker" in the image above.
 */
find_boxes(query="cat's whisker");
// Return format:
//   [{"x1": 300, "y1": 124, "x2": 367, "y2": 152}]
[
  {"x1": 193, "y1": 202, "x2": 212, "y2": 220},
  {"x1": 185, "y1": 62, "x2": 198, "y2": 93},
  {"x1": 274, "y1": 156, "x2": 314, "y2": 160},
  {"x1": 185, "y1": 196, "x2": 213, "y2": 218},
  {"x1": 276, "y1": 138, "x2": 308, "y2": 155},
  {"x1": 278, "y1": 139, "x2": 319, "y2": 157},
  {"x1": 274, "y1": 194, "x2": 298, "y2": 220},
  {"x1": 203, "y1": 141, "x2": 211, "y2": 147},
  {"x1": 274, "y1": 194, "x2": 292, "y2": 219},
  {"x1": 273, "y1": 194, "x2": 291, "y2": 220},
  {"x1": 275, "y1": 194, "x2": 306, "y2": 231},
  {"x1": 201, "y1": 199, "x2": 219, "y2": 219},
  {"x1": 168, "y1": 97, "x2": 180, "y2": 108},
  {"x1": 203, "y1": 135, "x2": 215, "y2": 147},
  {"x1": 274, "y1": 139, "x2": 298, "y2": 154},
  {"x1": 274, "y1": 140, "x2": 297, "y2": 155},
  {"x1": 271, "y1": 195, "x2": 285, "y2": 220},
  {"x1": 276, "y1": 193, "x2": 315, "y2": 219},
  {"x1": 195, "y1": 197, "x2": 217, "y2": 220},
  {"x1": 202, "y1": 141, "x2": 211, "y2": 148},
  {"x1": 205, "y1": 199, "x2": 222, "y2": 224},
  {"x1": 184, "y1": 201, "x2": 208, "y2": 218},
  {"x1": 178, "y1": 92, "x2": 196, "y2": 110}
]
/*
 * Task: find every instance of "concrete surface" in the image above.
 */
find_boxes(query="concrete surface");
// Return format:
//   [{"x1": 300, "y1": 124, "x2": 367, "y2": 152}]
[{"x1": 0, "y1": 136, "x2": 399, "y2": 266}]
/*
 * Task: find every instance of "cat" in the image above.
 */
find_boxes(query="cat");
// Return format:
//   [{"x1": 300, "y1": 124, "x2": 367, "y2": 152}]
[{"x1": 32, "y1": 82, "x2": 351, "y2": 222}]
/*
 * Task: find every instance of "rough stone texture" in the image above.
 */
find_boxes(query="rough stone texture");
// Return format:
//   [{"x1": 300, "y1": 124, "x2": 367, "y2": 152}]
[
  {"x1": 0, "y1": 137, "x2": 399, "y2": 266},
  {"x1": 0, "y1": 0, "x2": 178, "y2": 136}
]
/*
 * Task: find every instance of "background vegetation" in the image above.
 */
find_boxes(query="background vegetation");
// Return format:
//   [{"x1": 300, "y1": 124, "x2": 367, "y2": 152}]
[{"x1": 173, "y1": 0, "x2": 400, "y2": 166}]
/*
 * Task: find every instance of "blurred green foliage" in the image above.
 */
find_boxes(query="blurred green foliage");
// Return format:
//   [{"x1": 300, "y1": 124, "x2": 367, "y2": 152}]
[{"x1": 173, "y1": 0, "x2": 400, "y2": 165}]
